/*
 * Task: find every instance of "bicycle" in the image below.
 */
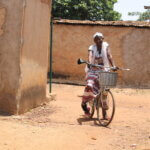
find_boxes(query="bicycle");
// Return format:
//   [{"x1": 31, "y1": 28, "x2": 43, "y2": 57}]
[{"x1": 77, "y1": 58, "x2": 129, "y2": 127}]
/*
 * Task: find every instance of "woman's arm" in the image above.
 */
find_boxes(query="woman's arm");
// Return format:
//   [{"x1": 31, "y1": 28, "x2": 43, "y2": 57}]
[
  {"x1": 107, "y1": 46, "x2": 116, "y2": 67},
  {"x1": 88, "y1": 50, "x2": 93, "y2": 64}
]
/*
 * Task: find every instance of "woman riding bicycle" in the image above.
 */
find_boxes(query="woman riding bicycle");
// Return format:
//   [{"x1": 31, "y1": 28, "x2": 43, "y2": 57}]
[{"x1": 81, "y1": 32, "x2": 117, "y2": 117}]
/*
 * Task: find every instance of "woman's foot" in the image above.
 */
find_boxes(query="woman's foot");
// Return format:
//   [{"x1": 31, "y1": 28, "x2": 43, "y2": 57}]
[{"x1": 84, "y1": 107, "x2": 91, "y2": 118}]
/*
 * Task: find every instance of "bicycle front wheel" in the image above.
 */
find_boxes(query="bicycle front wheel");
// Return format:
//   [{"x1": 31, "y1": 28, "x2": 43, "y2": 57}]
[{"x1": 97, "y1": 90, "x2": 115, "y2": 127}]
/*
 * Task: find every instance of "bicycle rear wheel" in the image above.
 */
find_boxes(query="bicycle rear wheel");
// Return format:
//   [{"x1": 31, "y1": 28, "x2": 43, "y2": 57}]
[{"x1": 97, "y1": 90, "x2": 115, "y2": 127}]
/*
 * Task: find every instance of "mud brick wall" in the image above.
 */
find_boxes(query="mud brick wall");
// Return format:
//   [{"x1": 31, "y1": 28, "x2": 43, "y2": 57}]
[
  {"x1": 0, "y1": 0, "x2": 51, "y2": 114},
  {"x1": 52, "y1": 21, "x2": 150, "y2": 88}
]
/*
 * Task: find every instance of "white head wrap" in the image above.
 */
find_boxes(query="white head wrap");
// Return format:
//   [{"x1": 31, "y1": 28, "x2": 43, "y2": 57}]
[{"x1": 93, "y1": 32, "x2": 104, "y2": 39}]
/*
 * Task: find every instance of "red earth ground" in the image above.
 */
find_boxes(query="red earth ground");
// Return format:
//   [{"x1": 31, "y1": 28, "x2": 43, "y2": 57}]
[{"x1": 0, "y1": 84, "x2": 149, "y2": 150}]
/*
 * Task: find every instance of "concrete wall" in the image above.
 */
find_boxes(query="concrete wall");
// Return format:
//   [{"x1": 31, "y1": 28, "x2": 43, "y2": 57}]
[
  {"x1": 0, "y1": 0, "x2": 51, "y2": 114},
  {"x1": 52, "y1": 23, "x2": 150, "y2": 88}
]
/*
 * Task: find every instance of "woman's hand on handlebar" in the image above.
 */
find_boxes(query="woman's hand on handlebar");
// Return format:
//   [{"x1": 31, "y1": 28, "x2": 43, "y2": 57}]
[{"x1": 112, "y1": 66, "x2": 119, "y2": 71}]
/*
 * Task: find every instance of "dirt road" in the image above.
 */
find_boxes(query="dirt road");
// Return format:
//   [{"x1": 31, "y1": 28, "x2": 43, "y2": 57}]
[{"x1": 0, "y1": 84, "x2": 150, "y2": 150}]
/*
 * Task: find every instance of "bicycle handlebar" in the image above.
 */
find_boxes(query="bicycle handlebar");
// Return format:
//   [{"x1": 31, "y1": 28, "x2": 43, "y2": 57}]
[{"x1": 77, "y1": 58, "x2": 130, "y2": 71}]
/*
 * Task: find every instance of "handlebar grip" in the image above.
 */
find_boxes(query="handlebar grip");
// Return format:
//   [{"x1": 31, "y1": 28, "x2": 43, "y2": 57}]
[{"x1": 121, "y1": 68, "x2": 130, "y2": 71}]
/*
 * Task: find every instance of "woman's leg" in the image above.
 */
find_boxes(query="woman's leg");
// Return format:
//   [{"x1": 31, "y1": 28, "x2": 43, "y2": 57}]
[
  {"x1": 81, "y1": 85, "x2": 94, "y2": 114},
  {"x1": 81, "y1": 73, "x2": 97, "y2": 114},
  {"x1": 81, "y1": 72, "x2": 100, "y2": 114}
]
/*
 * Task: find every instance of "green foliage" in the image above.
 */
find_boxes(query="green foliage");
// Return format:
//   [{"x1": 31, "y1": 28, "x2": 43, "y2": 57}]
[
  {"x1": 138, "y1": 10, "x2": 150, "y2": 21},
  {"x1": 52, "y1": 0, "x2": 121, "y2": 21},
  {"x1": 128, "y1": 12, "x2": 141, "y2": 16},
  {"x1": 128, "y1": 10, "x2": 150, "y2": 21}
]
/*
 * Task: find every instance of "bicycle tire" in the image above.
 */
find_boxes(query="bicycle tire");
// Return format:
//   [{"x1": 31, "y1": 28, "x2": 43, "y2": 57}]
[{"x1": 97, "y1": 90, "x2": 115, "y2": 127}]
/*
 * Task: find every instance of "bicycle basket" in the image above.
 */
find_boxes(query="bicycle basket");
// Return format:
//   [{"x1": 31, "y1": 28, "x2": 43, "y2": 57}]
[{"x1": 99, "y1": 72, "x2": 118, "y2": 87}]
